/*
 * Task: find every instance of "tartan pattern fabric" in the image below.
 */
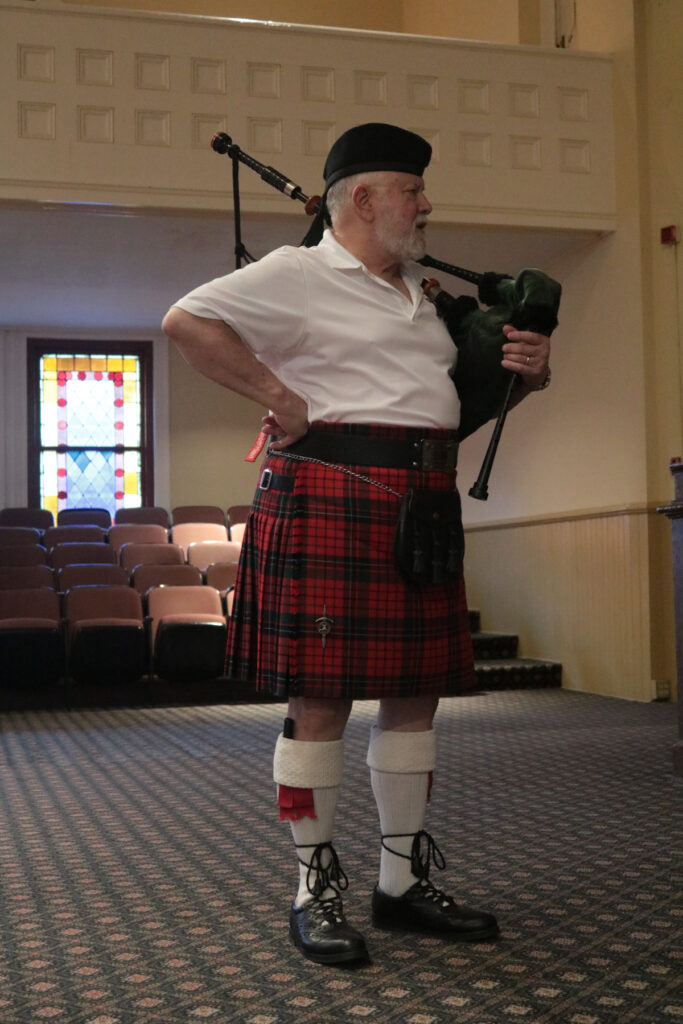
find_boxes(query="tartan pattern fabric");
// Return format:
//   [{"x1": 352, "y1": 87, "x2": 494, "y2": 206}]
[{"x1": 226, "y1": 422, "x2": 476, "y2": 699}]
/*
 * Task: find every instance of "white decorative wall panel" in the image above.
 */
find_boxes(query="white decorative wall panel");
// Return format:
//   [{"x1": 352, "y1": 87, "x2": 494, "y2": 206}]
[{"x1": 0, "y1": 2, "x2": 616, "y2": 229}]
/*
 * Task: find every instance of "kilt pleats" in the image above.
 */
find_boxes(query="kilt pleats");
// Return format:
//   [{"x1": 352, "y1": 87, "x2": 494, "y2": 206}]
[{"x1": 226, "y1": 423, "x2": 476, "y2": 700}]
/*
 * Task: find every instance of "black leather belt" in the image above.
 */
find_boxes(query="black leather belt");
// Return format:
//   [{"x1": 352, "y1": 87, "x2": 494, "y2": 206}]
[{"x1": 284, "y1": 434, "x2": 459, "y2": 472}]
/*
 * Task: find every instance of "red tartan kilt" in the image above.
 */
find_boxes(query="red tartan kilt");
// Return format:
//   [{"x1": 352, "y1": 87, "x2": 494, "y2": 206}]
[{"x1": 226, "y1": 423, "x2": 476, "y2": 700}]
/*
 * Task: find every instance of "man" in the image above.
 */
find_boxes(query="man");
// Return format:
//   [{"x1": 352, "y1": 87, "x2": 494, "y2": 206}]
[{"x1": 162, "y1": 123, "x2": 551, "y2": 965}]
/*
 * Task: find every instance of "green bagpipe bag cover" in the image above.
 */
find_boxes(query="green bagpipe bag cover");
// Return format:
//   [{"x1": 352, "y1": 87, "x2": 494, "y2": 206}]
[{"x1": 446, "y1": 268, "x2": 561, "y2": 440}]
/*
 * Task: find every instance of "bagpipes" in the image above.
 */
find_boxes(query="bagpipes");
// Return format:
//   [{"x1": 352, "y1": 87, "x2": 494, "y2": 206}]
[{"x1": 210, "y1": 132, "x2": 561, "y2": 499}]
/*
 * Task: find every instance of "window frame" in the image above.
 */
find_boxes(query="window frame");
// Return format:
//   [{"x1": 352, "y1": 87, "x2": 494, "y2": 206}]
[{"x1": 26, "y1": 338, "x2": 155, "y2": 511}]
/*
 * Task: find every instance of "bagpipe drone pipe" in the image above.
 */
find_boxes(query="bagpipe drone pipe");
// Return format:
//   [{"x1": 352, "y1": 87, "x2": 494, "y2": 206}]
[{"x1": 209, "y1": 132, "x2": 562, "y2": 499}]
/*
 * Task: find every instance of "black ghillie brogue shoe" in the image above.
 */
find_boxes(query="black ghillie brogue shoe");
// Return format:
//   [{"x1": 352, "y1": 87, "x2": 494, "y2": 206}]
[
  {"x1": 289, "y1": 841, "x2": 369, "y2": 965},
  {"x1": 372, "y1": 879, "x2": 499, "y2": 941},
  {"x1": 290, "y1": 895, "x2": 370, "y2": 965},
  {"x1": 371, "y1": 830, "x2": 500, "y2": 942}
]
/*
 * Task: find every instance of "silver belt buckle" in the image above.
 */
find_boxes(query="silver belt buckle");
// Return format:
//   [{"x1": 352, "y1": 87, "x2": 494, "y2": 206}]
[
  {"x1": 419, "y1": 439, "x2": 459, "y2": 472},
  {"x1": 259, "y1": 468, "x2": 273, "y2": 490}
]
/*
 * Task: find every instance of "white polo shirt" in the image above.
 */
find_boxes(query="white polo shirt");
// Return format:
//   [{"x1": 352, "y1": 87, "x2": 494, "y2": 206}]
[{"x1": 174, "y1": 229, "x2": 461, "y2": 429}]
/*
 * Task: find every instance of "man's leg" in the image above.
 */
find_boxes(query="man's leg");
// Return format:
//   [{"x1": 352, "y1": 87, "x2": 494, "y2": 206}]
[
  {"x1": 273, "y1": 696, "x2": 368, "y2": 964},
  {"x1": 368, "y1": 695, "x2": 499, "y2": 941}
]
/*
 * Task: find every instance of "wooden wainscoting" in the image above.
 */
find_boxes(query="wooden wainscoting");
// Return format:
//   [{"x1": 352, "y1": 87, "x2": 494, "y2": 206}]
[{"x1": 464, "y1": 504, "x2": 676, "y2": 702}]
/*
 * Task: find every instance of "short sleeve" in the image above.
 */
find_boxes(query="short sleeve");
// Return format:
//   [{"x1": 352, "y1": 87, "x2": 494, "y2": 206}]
[{"x1": 173, "y1": 246, "x2": 307, "y2": 356}]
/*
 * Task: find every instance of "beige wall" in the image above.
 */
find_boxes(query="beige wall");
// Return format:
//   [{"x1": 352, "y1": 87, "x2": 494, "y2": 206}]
[{"x1": 169, "y1": 345, "x2": 263, "y2": 507}]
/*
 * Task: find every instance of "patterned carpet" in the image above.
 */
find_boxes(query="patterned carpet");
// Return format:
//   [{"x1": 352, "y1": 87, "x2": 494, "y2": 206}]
[{"x1": 0, "y1": 690, "x2": 680, "y2": 1024}]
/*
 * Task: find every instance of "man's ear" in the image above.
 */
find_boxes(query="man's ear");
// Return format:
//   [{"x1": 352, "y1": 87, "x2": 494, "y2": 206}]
[{"x1": 351, "y1": 183, "x2": 375, "y2": 222}]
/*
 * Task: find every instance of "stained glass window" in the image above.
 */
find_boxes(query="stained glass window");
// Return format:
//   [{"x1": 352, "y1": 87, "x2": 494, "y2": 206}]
[{"x1": 28, "y1": 343, "x2": 153, "y2": 521}]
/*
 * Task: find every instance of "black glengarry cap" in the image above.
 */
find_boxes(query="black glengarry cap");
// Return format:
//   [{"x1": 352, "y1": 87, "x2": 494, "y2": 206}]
[
  {"x1": 301, "y1": 122, "x2": 431, "y2": 246},
  {"x1": 323, "y1": 122, "x2": 432, "y2": 188}
]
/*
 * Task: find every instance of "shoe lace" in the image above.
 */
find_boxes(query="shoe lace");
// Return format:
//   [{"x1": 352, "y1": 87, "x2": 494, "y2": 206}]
[
  {"x1": 306, "y1": 894, "x2": 346, "y2": 926},
  {"x1": 295, "y1": 841, "x2": 349, "y2": 899},
  {"x1": 380, "y1": 829, "x2": 446, "y2": 882}
]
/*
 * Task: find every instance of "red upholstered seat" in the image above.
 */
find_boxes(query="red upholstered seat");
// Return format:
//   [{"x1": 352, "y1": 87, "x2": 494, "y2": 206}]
[
  {"x1": 0, "y1": 565, "x2": 55, "y2": 590},
  {"x1": 0, "y1": 545, "x2": 47, "y2": 567},
  {"x1": 0, "y1": 508, "x2": 54, "y2": 531},
  {"x1": 108, "y1": 523, "x2": 169, "y2": 554},
  {"x1": 65, "y1": 585, "x2": 146, "y2": 685},
  {"x1": 58, "y1": 564, "x2": 129, "y2": 591},
  {"x1": 147, "y1": 585, "x2": 227, "y2": 681},
  {"x1": 130, "y1": 563, "x2": 202, "y2": 597},
  {"x1": 115, "y1": 506, "x2": 170, "y2": 528},
  {"x1": 0, "y1": 526, "x2": 42, "y2": 547},
  {"x1": 49, "y1": 542, "x2": 117, "y2": 570},
  {"x1": 57, "y1": 507, "x2": 111, "y2": 528},
  {"x1": 172, "y1": 505, "x2": 226, "y2": 526},
  {"x1": 119, "y1": 542, "x2": 184, "y2": 572},
  {"x1": 170, "y1": 523, "x2": 228, "y2": 557},
  {"x1": 0, "y1": 587, "x2": 63, "y2": 684},
  {"x1": 186, "y1": 540, "x2": 241, "y2": 573}
]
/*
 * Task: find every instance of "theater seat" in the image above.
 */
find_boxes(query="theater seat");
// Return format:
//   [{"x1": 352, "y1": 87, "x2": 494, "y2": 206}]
[
  {"x1": 0, "y1": 545, "x2": 47, "y2": 567},
  {"x1": 58, "y1": 564, "x2": 129, "y2": 591},
  {"x1": 227, "y1": 504, "x2": 251, "y2": 529},
  {"x1": 147, "y1": 585, "x2": 227, "y2": 681},
  {"x1": 0, "y1": 508, "x2": 54, "y2": 531},
  {"x1": 115, "y1": 506, "x2": 170, "y2": 528},
  {"x1": 186, "y1": 540, "x2": 241, "y2": 573},
  {"x1": 170, "y1": 523, "x2": 229, "y2": 557},
  {"x1": 204, "y1": 561, "x2": 239, "y2": 595},
  {"x1": 50, "y1": 542, "x2": 117, "y2": 571},
  {"x1": 228, "y1": 522, "x2": 246, "y2": 544},
  {"x1": 0, "y1": 565, "x2": 55, "y2": 590},
  {"x1": 108, "y1": 523, "x2": 169, "y2": 555},
  {"x1": 119, "y1": 542, "x2": 184, "y2": 572},
  {"x1": 0, "y1": 587, "x2": 64, "y2": 685},
  {"x1": 65, "y1": 585, "x2": 146, "y2": 685},
  {"x1": 131, "y1": 563, "x2": 202, "y2": 597},
  {"x1": 44, "y1": 525, "x2": 107, "y2": 548},
  {"x1": 172, "y1": 505, "x2": 226, "y2": 526},
  {"x1": 58, "y1": 507, "x2": 112, "y2": 528},
  {"x1": 0, "y1": 527, "x2": 42, "y2": 547}
]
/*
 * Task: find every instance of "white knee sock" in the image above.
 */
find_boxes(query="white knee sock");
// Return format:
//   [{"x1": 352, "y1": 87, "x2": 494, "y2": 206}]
[
  {"x1": 273, "y1": 733, "x2": 344, "y2": 906},
  {"x1": 366, "y1": 724, "x2": 437, "y2": 897}
]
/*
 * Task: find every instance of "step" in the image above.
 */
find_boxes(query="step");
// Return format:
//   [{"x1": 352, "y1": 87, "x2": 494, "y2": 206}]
[
  {"x1": 475, "y1": 657, "x2": 562, "y2": 691},
  {"x1": 472, "y1": 631, "x2": 519, "y2": 660}
]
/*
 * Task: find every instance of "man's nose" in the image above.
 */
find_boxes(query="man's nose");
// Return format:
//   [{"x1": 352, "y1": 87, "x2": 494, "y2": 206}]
[{"x1": 419, "y1": 193, "x2": 432, "y2": 215}]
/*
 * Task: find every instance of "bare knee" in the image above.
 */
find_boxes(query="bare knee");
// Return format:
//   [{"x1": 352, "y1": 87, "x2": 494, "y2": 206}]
[
  {"x1": 287, "y1": 697, "x2": 353, "y2": 740},
  {"x1": 377, "y1": 695, "x2": 439, "y2": 732}
]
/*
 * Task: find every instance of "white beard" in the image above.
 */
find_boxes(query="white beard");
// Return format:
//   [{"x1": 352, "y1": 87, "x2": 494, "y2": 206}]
[{"x1": 375, "y1": 213, "x2": 428, "y2": 262}]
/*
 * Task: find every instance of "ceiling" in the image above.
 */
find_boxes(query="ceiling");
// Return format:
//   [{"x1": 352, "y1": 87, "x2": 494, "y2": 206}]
[{"x1": 0, "y1": 200, "x2": 594, "y2": 331}]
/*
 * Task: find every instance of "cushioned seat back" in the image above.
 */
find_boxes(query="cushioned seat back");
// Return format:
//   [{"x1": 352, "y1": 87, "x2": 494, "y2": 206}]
[
  {"x1": 119, "y1": 542, "x2": 184, "y2": 572},
  {"x1": 170, "y1": 523, "x2": 228, "y2": 556},
  {"x1": 115, "y1": 506, "x2": 170, "y2": 528},
  {"x1": 0, "y1": 587, "x2": 60, "y2": 625},
  {"x1": 172, "y1": 505, "x2": 226, "y2": 526},
  {"x1": 0, "y1": 565, "x2": 55, "y2": 590},
  {"x1": 186, "y1": 540, "x2": 241, "y2": 572},
  {"x1": 58, "y1": 564, "x2": 129, "y2": 591},
  {"x1": 131, "y1": 563, "x2": 202, "y2": 596},
  {"x1": 108, "y1": 523, "x2": 169, "y2": 554},
  {"x1": 148, "y1": 585, "x2": 226, "y2": 681},
  {"x1": 0, "y1": 545, "x2": 47, "y2": 567},
  {"x1": 204, "y1": 561, "x2": 239, "y2": 593},
  {"x1": 0, "y1": 527, "x2": 42, "y2": 547},
  {"x1": 58, "y1": 507, "x2": 111, "y2": 528},
  {"x1": 50, "y1": 542, "x2": 117, "y2": 570},
  {"x1": 45, "y1": 525, "x2": 107, "y2": 548},
  {"x1": 0, "y1": 508, "x2": 53, "y2": 530}
]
